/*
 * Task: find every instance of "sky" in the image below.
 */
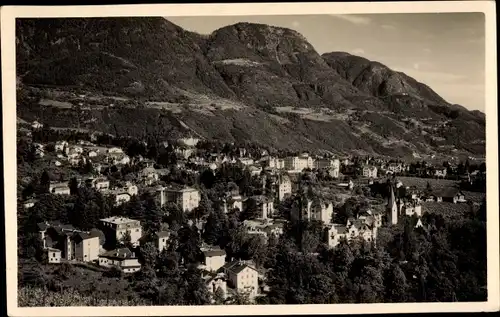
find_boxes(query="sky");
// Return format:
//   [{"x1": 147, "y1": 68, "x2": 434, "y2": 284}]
[{"x1": 167, "y1": 13, "x2": 485, "y2": 111}]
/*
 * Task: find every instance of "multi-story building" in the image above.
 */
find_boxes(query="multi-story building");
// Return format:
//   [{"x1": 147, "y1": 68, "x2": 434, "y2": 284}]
[
  {"x1": 200, "y1": 247, "x2": 227, "y2": 272},
  {"x1": 220, "y1": 260, "x2": 259, "y2": 300},
  {"x1": 37, "y1": 221, "x2": 101, "y2": 262},
  {"x1": 69, "y1": 231, "x2": 100, "y2": 262},
  {"x1": 276, "y1": 174, "x2": 292, "y2": 201},
  {"x1": 314, "y1": 158, "x2": 340, "y2": 170},
  {"x1": 362, "y1": 166, "x2": 378, "y2": 179},
  {"x1": 156, "y1": 186, "x2": 201, "y2": 212},
  {"x1": 284, "y1": 153, "x2": 314, "y2": 172},
  {"x1": 155, "y1": 231, "x2": 171, "y2": 252},
  {"x1": 99, "y1": 217, "x2": 142, "y2": 247},
  {"x1": 267, "y1": 157, "x2": 285, "y2": 170},
  {"x1": 292, "y1": 198, "x2": 334, "y2": 225}
]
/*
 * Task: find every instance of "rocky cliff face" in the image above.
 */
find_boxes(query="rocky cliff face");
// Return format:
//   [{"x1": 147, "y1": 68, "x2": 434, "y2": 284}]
[{"x1": 15, "y1": 17, "x2": 485, "y2": 159}]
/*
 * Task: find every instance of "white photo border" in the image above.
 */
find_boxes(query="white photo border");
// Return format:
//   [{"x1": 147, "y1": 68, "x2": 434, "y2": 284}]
[{"x1": 2, "y1": 1, "x2": 498, "y2": 316}]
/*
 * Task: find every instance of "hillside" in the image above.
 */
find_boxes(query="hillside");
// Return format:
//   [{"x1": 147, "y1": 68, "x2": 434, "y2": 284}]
[{"x1": 16, "y1": 17, "x2": 485, "y2": 159}]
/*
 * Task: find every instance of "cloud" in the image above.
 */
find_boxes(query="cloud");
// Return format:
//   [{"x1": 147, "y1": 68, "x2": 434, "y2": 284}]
[
  {"x1": 381, "y1": 24, "x2": 396, "y2": 30},
  {"x1": 422, "y1": 48, "x2": 432, "y2": 53},
  {"x1": 331, "y1": 14, "x2": 371, "y2": 25},
  {"x1": 352, "y1": 48, "x2": 365, "y2": 55},
  {"x1": 291, "y1": 21, "x2": 300, "y2": 28}
]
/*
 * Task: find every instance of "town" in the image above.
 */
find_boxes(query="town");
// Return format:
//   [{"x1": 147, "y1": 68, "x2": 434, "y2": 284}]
[{"x1": 17, "y1": 122, "x2": 487, "y2": 305}]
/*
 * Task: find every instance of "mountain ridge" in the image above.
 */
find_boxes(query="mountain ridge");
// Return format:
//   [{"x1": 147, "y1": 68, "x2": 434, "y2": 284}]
[{"x1": 15, "y1": 17, "x2": 485, "y2": 159}]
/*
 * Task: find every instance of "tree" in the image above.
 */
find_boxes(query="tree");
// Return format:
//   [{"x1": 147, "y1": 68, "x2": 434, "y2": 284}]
[
  {"x1": 213, "y1": 287, "x2": 226, "y2": 305},
  {"x1": 69, "y1": 177, "x2": 79, "y2": 195},
  {"x1": 203, "y1": 209, "x2": 226, "y2": 246},
  {"x1": 385, "y1": 263, "x2": 409, "y2": 302},
  {"x1": 139, "y1": 242, "x2": 159, "y2": 269},
  {"x1": 40, "y1": 170, "x2": 51, "y2": 194},
  {"x1": 240, "y1": 197, "x2": 259, "y2": 221},
  {"x1": 181, "y1": 267, "x2": 211, "y2": 305},
  {"x1": 177, "y1": 225, "x2": 202, "y2": 265}
]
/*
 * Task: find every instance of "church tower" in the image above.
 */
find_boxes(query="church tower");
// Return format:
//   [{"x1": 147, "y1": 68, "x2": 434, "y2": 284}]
[{"x1": 387, "y1": 185, "x2": 399, "y2": 225}]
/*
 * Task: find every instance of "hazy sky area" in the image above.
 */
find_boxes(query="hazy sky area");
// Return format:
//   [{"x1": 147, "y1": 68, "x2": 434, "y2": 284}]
[{"x1": 167, "y1": 13, "x2": 485, "y2": 111}]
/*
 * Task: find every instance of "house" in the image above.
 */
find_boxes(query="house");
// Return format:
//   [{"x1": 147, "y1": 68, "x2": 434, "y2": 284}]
[
  {"x1": 326, "y1": 224, "x2": 347, "y2": 248},
  {"x1": 248, "y1": 165, "x2": 262, "y2": 176},
  {"x1": 276, "y1": 174, "x2": 292, "y2": 201},
  {"x1": 175, "y1": 146, "x2": 196, "y2": 159},
  {"x1": 98, "y1": 248, "x2": 141, "y2": 273},
  {"x1": 49, "y1": 182, "x2": 71, "y2": 195},
  {"x1": 70, "y1": 231, "x2": 101, "y2": 262},
  {"x1": 439, "y1": 188, "x2": 467, "y2": 204},
  {"x1": 99, "y1": 217, "x2": 142, "y2": 247},
  {"x1": 243, "y1": 219, "x2": 284, "y2": 242},
  {"x1": 86, "y1": 177, "x2": 110, "y2": 191},
  {"x1": 139, "y1": 167, "x2": 159, "y2": 185},
  {"x1": 200, "y1": 247, "x2": 227, "y2": 272},
  {"x1": 238, "y1": 157, "x2": 255, "y2": 166},
  {"x1": 156, "y1": 186, "x2": 201, "y2": 212},
  {"x1": 309, "y1": 199, "x2": 334, "y2": 225},
  {"x1": 46, "y1": 247, "x2": 62, "y2": 264},
  {"x1": 155, "y1": 231, "x2": 171, "y2": 252},
  {"x1": 23, "y1": 198, "x2": 37, "y2": 209},
  {"x1": 123, "y1": 182, "x2": 139, "y2": 196},
  {"x1": 387, "y1": 163, "x2": 403, "y2": 174},
  {"x1": 292, "y1": 198, "x2": 333, "y2": 225},
  {"x1": 362, "y1": 166, "x2": 378, "y2": 179},
  {"x1": 222, "y1": 194, "x2": 244, "y2": 213},
  {"x1": 401, "y1": 201, "x2": 423, "y2": 217},
  {"x1": 434, "y1": 168, "x2": 447, "y2": 178},
  {"x1": 244, "y1": 195, "x2": 274, "y2": 219},
  {"x1": 106, "y1": 147, "x2": 123, "y2": 154},
  {"x1": 220, "y1": 260, "x2": 259, "y2": 300},
  {"x1": 203, "y1": 271, "x2": 228, "y2": 301},
  {"x1": 102, "y1": 188, "x2": 132, "y2": 206},
  {"x1": 107, "y1": 152, "x2": 130, "y2": 165},
  {"x1": 31, "y1": 120, "x2": 43, "y2": 129},
  {"x1": 37, "y1": 221, "x2": 101, "y2": 262}
]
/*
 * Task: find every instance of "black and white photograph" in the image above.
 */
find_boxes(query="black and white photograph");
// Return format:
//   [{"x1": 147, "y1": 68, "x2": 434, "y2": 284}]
[{"x1": 2, "y1": 2, "x2": 499, "y2": 316}]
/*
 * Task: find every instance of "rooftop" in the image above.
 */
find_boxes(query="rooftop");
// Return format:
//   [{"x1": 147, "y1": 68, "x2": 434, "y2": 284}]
[{"x1": 100, "y1": 216, "x2": 139, "y2": 225}]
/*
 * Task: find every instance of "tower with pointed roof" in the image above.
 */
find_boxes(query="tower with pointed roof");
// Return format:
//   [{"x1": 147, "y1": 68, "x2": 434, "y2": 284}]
[{"x1": 387, "y1": 185, "x2": 399, "y2": 225}]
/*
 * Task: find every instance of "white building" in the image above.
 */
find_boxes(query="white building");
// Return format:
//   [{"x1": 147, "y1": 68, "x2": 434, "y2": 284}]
[
  {"x1": 267, "y1": 157, "x2": 285, "y2": 170},
  {"x1": 98, "y1": 248, "x2": 141, "y2": 273},
  {"x1": 100, "y1": 217, "x2": 142, "y2": 247},
  {"x1": 276, "y1": 174, "x2": 292, "y2": 201},
  {"x1": 155, "y1": 231, "x2": 171, "y2": 252},
  {"x1": 200, "y1": 247, "x2": 227, "y2": 272},
  {"x1": 49, "y1": 182, "x2": 71, "y2": 195},
  {"x1": 221, "y1": 260, "x2": 259, "y2": 300},
  {"x1": 362, "y1": 166, "x2": 378, "y2": 179},
  {"x1": 284, "y1": 153, "x2": 314, "y2": 172},
  {"x1": 156, "y1": 186, "x2": 201, "y2": 212},
  {"x1": 46, "y1": 247, "x2": 62, "y2": 264}
]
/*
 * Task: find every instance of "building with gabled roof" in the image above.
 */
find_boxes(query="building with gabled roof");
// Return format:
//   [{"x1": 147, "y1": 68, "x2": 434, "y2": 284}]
[
  {"x1": 220, "y1": 260, "x2": 259, "y2": 300},
  {"x1": 98, "y1": 247, "x2": 141, "y2": 273},
  {"x1": 199, "y1": 246, "x2": 227, "y2": 272}
]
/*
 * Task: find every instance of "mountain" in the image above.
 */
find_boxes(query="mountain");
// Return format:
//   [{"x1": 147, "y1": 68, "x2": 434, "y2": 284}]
[{"x1": 15, "y1": 17, "x2": 485, "y2": 159}]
